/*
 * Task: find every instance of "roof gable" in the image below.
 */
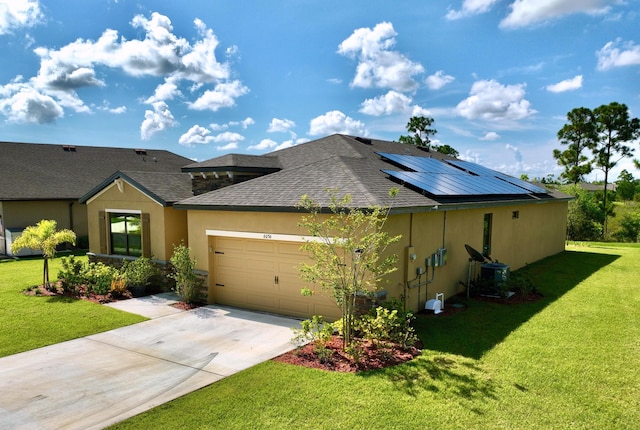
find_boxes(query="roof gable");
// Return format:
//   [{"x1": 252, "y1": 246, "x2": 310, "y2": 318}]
[{"x1": 80, "y1": 171, "x2": 193, "y2": 206}]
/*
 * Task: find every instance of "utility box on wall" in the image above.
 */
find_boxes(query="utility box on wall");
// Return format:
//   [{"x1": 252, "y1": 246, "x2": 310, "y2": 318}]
[{"x1": 433, "y1": 247, "x2": 448, "y2": 267}]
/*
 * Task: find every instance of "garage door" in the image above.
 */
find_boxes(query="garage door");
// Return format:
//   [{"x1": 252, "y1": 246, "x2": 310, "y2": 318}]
[{"x1": 211, "y1": 236, "x2": 341, "y2": 321}]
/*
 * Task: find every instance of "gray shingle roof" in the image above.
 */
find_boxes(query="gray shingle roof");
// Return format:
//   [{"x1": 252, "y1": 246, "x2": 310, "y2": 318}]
[
  {"x1": 176, "y1": 134, "x2": 566, "y2": 212},
  {"x1": 0, "y1": 141, "x2": 192, "y2": 200},
  {"x1": 80, "y1": 171, "x2": 193, "y2": 206},
  {"x1": 182, "y1": 154, "x2": 281, "y2": 172}
]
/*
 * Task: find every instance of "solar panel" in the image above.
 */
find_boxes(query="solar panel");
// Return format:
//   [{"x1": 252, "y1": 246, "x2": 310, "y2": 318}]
[
  {"x1": 446, "y1": 160, "x2": 547, "y2": 194},
  {"x1": 378, "y1": 151, "x2": 548, "y2": 197},
  {"x1": 378, "y1": 152, "x2": 464, "y2": 174},
  {"x1": 383, "y1": 170, "x2": 532, "y2": 196}
]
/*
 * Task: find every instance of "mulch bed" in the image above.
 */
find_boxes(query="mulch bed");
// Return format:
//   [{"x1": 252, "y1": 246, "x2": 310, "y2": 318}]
[
  {"x1": 23, "y1": 282, "x2": 129, "y2": 304},
  {"x1": 23, "y1": 282, "x2": 204, "y2": 309},
  {"x1": 273, "y1": 336, "x2": 422, "y2": 373}
]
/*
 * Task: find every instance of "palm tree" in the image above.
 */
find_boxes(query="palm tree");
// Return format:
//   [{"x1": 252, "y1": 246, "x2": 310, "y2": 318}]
[{"x1": 11, "y1": 220, "x2": 76, "y2": 289}]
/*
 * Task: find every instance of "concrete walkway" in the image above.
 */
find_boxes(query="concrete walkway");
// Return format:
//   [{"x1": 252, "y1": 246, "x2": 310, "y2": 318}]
[{"x1": 0, "y1": 293, "x2": 301, "y2": 430}]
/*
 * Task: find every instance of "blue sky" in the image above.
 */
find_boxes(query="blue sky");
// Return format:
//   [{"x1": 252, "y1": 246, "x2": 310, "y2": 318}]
[{"x1": 1, "y1": 0, "x2": 639, "y2": 181}]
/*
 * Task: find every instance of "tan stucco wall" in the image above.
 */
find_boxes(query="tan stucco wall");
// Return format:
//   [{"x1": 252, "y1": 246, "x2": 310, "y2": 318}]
[
  {"x1": 85, "y1": 180, "x2": 187, "y2": 261},
  {"x1": 383, "y1": 201, "x2": 568, "y2": 312},
  {"x1": 0, "y1": 200, "x2": 87, "y2": 236},
  {"x1": 187, "y1": 200, "x2": 567, "y2": 313}
]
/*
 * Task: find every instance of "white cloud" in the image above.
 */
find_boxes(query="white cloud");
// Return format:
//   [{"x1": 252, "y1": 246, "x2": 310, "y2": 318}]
[
  {"x1": 500, "y1": 0, "x2": 614, "y2": 29},
  {"x1": 100, "y1": 104, "x2": 127, "y2": 114},
  {"x1": 505, "y1": 143, "x2": 523, "y2": 163},
  {"x1": 480, "y1": 131, "x2": 501, "y2": 141},
  {"x1": 596, "y1": 38, "x2": 640, "y2": 70},
  {"x1": 144, "y1": 78, "x2": 181, "y2": 103},
  {"x1": 458, "y1": 149, "x2": 481, "y2": 163},
  {"x1": 178, "y1": 124, "x2": 214, "y2": 146},
  {"x1": 210, "y1": 117, "x2": 254, "y2": 131},
  {"x1": 446, "y1": 0, "x2": 500, "y2": 20},
  {"x1": 216, "y1": 142, "x2": 238, "y2": 151},
  {"x1": 425, "y1": 70, "x2": 455, "y2": 90},
  {"x1": 267, "y1": 118, "x2": 296, "y2": 133},
  {"x1": 248, "y1": 138, "x2": 278, "y2": 151},
  {"x1": 0, "y1": 11, "x2": 249, "y2": 135},
  {"x1": 456, "y1": 79, "x2": 536, "y2": 122},
  {"x1": 446, "y1": 1, "x2": 618, "y2": 29},
  {"x1": 140, "y1": 101, "x2": 177, "y2": 140},
  {"x1": 210, "y1": 122, "x2": 229, "y2": 131},
  {"x1": 240, "y1": 117, "x2": 255, "y2": 129},
  {"x1": 546, "y1": 75, "x2": 583, "y2": 93},
  {"x1": 411, "y1": 105, "x2": 433, "y2": 117},
  {"x1": 0, "y1": 0, "x2": 43, "y2": 35},
  {"x1": 0, "y1": 83, "x2": 63, "y2": 123},
  {"x1": 308, "y1": 110, "x2": 367, "y2": 136},
  {"x1": 338, "y1": 22, "x2": 424, "y2": 92},
  {"x1": 188, "y1": 80, "x2": 249, "y2": 111},
  {"x1": 359, "y1": 91, "x2": 413, "y2": 116},
  {"x1": 210, "y1": 131, "x2": 245, "y2": 144},
  {"x1": 248, "y1": 137, "x2": 308, "y2": 152}
]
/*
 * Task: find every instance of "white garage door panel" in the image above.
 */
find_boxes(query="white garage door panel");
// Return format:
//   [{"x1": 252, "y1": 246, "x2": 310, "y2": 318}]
[{"x1": 212, "y1": 237, "x2": 340, "y2": 320}]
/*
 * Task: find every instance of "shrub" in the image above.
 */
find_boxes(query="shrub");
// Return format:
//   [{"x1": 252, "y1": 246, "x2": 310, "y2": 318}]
[
  {"x1": 509, "y1": 267, "x2": 537, "y2": 297},
  {"x1": 57, "y1": 257, "x2": 118, "y2": 296},
  {"x1": 122, "y1": 256, "x2": 158, "y2": 287},
  {"x1": 58, "y1": 255, "x2": 84, "y2": 294},
  {"x1": 169, "y1": 243, "x2": 203, "y2": 304},
  {"x1": 84, "y1": 262, "x2": 118, "y2": 295},
  {"x1": 292, "y1": 315, "x2": 335, "y2": 363},
  {"x1": 356, "y1": 300, "x2": 418, "y2": 348}
]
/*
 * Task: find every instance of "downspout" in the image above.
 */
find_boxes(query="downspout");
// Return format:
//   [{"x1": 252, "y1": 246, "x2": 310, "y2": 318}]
[{"x1": 68, "y1": 202, "x2": 74, "y2": 231}]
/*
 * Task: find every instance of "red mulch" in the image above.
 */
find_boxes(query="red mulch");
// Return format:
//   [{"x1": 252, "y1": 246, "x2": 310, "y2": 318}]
[
  {"x1": 22, "y1": 282, "x2": 203, "y2": 309},
  {"x1": 170, "y1": 301, "x2": 203, "y2": 311},
  {"x1": 273, "y1": 336, "x2": 422, "y2": 373},
  {"x1": 23, "y1": 282, "x2": 130, "y2": 304}
]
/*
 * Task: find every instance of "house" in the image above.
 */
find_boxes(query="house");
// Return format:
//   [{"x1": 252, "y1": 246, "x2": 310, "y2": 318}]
[
  {"x1": 0, "y1": 141, "x2": 192, "y2": 256},
  {"x1": 84, "y1": 134, "x2": 570, "y2": 319}
]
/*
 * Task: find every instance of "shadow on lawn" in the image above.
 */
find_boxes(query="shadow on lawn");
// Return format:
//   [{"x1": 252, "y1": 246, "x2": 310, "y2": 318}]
[
  {"x1": 413, "y1": 249, "x2": 619, "y2": 360},
  {"x1": 363, "y1": 353, "x2": 498, "y2": 403}
]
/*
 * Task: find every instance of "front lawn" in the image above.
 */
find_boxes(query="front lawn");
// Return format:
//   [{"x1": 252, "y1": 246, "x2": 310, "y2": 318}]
[
  {"x1": 110, "y1": 243, "x2": 640, "y2": 429},
  {"x1": 0, "y1": 255, "x2": 147, "y2": 357}
]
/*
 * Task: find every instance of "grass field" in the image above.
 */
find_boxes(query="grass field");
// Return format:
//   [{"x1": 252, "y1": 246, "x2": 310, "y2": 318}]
[
  {"x1": 109, "y1": 243, "x2": 640, "y2": 429},
  {"x1": 0, "y1": 255, "x2": 147, "y2": 357}
]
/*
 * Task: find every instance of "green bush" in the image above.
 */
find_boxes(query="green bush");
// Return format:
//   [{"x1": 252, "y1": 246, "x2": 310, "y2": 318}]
[
  {"x1": 84, "y1": 262, "x2": 118, "y2": 295},
  {"x1": 356, "y1": 300, "x2": 418, "y2": 348},
  {"x1": 508, "y1": 267, "x2": 537, "y2": 297},
  {"x1": 122, "y1": 256, "x2": 158, "y2": 287},
  {"x1": 169, "y1": 243, "x2": 203, "y2": 304},
  {"x1": 58, "y1": 255, "x2": 84, "y2": 294},
  {"x1": 57, "y1": 257, "x2": 118, "y2": 296},
  {"x1": 292, "y1": 315, "x2": 335, "y2": 363},
  {"x1": 613, "y1": 211, "x2": 640, "y2": 242}
]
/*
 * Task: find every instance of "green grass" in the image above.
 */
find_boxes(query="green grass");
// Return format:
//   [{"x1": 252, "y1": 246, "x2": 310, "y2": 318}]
[
  {"x1": 110, "y1": 243, "x2": 640, "y2": 429},
  {"x1": 0, "y1": 255, "x2": 147, "y2": 357}
]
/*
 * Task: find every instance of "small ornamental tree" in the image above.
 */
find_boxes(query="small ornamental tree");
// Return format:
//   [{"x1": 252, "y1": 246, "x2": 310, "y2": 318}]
[
  {"x1": 297, "y1": 189, "x2": 401, "y2": 347},
  {"x1": 169, "y1": 242, "x2": 203, "y2": 304},
  {"x1": 11, "y1": 219, "x2": 76, "y2": 289}
]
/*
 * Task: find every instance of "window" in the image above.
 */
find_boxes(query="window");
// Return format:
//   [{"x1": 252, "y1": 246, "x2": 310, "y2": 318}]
[
  {"x1": 110, "y1": 213, "x2": 142, "y2": 256},
  {"x1": 483, "y1": 213, "x2": 492, "y2": 257},
  {"x1": 512, "y1": 210, "x2": 520, "y2": 219}
]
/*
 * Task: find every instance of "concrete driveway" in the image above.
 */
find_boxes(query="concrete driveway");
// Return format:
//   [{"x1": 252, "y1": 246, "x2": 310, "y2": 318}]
[{"x1": 0, "y1": 293, "x2": 301, "y2": 430}]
